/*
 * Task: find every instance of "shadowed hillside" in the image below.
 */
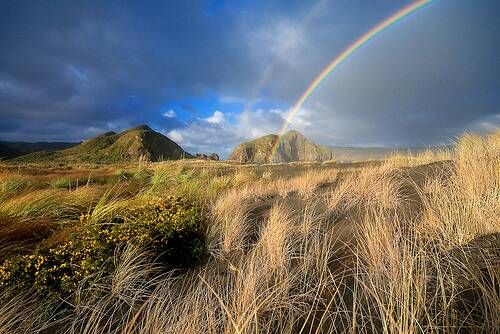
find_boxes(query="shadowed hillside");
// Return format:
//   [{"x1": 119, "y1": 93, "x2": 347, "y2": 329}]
[{"x1": 0, "y1": 141, "x2": 78, "y2": 160}]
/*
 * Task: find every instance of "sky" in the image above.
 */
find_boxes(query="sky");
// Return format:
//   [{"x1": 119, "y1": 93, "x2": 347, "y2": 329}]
[{"x1": 0, "y1": 0, "x2": 499, "y2": 157}]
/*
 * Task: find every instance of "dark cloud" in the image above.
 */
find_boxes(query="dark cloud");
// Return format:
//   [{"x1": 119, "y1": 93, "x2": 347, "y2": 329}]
[
  {"x1": 298, "y1": 0, "x2": 500, "y2": 147},
  {"x1": 0, "y1": 0, "x2": 259, "y2": 141},
  {"x1": 0, "y1": 0, "x2": 498, "y2": 149}
]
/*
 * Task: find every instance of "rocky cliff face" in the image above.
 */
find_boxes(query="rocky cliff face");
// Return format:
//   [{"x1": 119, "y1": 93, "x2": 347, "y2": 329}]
[{"x1": 228, "y1": 130, "x2": 334, "y2": 163}]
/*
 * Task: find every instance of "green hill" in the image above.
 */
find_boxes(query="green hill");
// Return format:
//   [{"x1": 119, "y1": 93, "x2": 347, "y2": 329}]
[
  {"x1": 228, "y1": 130, "x2": 334, "y2": 163},
  {"x1": 13, "y1": 125, "x2": 191, "y2": 164}
]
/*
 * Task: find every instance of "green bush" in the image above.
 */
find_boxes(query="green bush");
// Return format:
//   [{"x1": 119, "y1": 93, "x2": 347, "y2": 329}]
[
  {"x1": 0, "y1": 196, "x2": 205, "y2": 298},
  {"x1": 0, "y1": 234, "x2": 113, "y2": 296},
  {"x1": 105, "y1": 196, "x2": 205, "y2": 265}
]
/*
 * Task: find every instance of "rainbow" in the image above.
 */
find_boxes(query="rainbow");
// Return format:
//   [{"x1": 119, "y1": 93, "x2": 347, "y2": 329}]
[{"x1": 270, "y1": 0, "x2": 433, "y2": 161}]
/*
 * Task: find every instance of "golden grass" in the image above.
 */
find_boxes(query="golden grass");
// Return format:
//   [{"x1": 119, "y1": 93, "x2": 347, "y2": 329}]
[
  {"x1": 385, "y1": 146, "x2": 453, "y2": 167},
  {"x1": 0, "y1": 129, "x2": 498, "y2": 333}
]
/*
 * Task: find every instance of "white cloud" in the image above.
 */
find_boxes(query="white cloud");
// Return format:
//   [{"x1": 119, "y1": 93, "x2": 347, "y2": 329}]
[
  {"x1": 166, "y1": 107, "x2": 323, "y2": 158},
  {"x1": 167, "y1": 129, "x2": 183, "y2": 143},
  {"x1": 205, "y1": 110, "x2": 225, "y2": 124},
  {"x1": 234, "y1": 108, "x2": 284, "y2": 138},
  {"x1": 162, "y1": 109, "x2": 176, "y2": 118}
]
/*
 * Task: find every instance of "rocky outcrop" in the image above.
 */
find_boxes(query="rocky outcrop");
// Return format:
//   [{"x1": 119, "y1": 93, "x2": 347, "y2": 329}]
[
  {"x1": 195, "y1": 153, "x2": 220, "y2": 161},
  {"x1": 228, "y1": 130, "x2": 334, "y2": 163}
]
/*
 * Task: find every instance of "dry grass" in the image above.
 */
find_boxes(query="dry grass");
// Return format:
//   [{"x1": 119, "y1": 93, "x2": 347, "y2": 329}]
[
  {"x1": 0, "y1": 130, "x2": 498, "y2": 333},
  {"x1": 386, "y1": 146, "x2": 453, "y2": 167}
]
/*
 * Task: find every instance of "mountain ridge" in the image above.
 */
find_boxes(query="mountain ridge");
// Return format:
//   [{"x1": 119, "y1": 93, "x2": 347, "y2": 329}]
[{"x1": 11, "y1": 125, "x2": 191, "y2": 163}]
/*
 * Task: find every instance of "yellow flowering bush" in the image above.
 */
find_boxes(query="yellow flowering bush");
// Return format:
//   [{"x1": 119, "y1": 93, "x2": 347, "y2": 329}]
[
  {"x1": 0, "y1": 196, "x2": 205, "y2": 297},
  {"x1": 0, "y1": 236, "x2": 113, "y2": 295},
  {"x1": 104, "y1": 196, "x2": 205, "y2": 266}
]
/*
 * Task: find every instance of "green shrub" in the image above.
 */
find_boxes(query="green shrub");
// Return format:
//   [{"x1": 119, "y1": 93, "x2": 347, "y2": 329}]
[
  {"x1": 104, "y1": 196, "x2": 205, "y2": 265},
  {"x1": 0, "y1": 196, "x2": 205, "y2": 298},
  {"x1": 0, "y1": 235, "x2": 114, "y2": 296}
]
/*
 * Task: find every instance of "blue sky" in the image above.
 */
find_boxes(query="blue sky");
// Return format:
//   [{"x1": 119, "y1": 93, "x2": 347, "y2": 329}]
[{"x1": 0, "y1": 0, "x2": 499, "y2": 157}]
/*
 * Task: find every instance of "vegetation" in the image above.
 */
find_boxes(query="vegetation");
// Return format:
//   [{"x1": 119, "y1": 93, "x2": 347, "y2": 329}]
[
  {"x1": 0, "y1": 196, "x2": 204, "y2": 298},
  {"x1": 11, "y1": 125, "x2": 190, "y2": 164},
  {"x1": 228, "y1": 130, "x2": 334, "y2": 163},
  {"x1": 0, "y1": 130, "x2": 498, "y2": 333}
]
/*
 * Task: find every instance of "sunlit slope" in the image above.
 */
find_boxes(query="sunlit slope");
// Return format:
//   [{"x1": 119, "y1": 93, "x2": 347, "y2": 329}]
[
  {"x1": 229, "y1": 130, "x2": 334, "y2": 163},
  {"x1": 12, "y1": 125, "x2": 191, "y2": 164}
]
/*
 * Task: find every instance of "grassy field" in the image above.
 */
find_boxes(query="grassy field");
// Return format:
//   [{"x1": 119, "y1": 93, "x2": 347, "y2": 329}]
[{"x1": 0, "y1": 131, "x2": 498, "y2": 333}]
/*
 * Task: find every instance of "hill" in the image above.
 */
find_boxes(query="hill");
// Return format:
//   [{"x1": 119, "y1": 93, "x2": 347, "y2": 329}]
[
  {"x1": 0, "y1": 141, "x2": 78, "y2": 160},
  {"x1": 228, "y1": 130, "x2": 334, "y2": 163},
  {"x1": 13, "y1": 125, "x2": 191, "y2": 163}
]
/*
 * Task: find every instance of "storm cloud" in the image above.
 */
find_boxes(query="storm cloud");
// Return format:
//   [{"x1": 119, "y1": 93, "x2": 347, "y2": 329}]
[{"x1": 0, "y1": 0, "x2": 498, "y2": 155}]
